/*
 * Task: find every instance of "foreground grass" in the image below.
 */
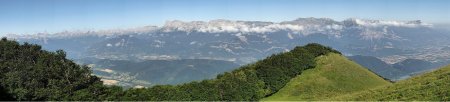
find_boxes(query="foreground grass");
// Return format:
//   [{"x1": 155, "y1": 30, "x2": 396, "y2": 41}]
[
  {"x1": 262, "y1": 53, "x2": 391, "y2": 101},
  {"x1": 336, "y1": 65, "x2": 450, "y2": 101}
]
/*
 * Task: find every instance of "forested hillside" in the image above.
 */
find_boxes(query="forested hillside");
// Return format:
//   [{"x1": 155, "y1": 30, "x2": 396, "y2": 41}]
[
  {"x1": 0, "y1": 37, "x2": 111, "y2": 100},
  {"x1": 116, "y1": 43, "x2": 340, "y2": 101},
  {"x1": 0, "y1": 37, "x2": 340, "y2": 101}
]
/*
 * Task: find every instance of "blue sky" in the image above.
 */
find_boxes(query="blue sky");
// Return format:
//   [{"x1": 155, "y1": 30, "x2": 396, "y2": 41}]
[{"x1": 0, "y1": 0, "x2": 449, "y2": 35}]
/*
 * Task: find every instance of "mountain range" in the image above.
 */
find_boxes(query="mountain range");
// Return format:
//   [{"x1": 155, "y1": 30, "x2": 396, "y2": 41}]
[
  {"x1": 5, "y1": 17, "x2": 450, "y2": 84},
  {"x1": 348, "y1": 55, "x2": 443, "y2": 80}
]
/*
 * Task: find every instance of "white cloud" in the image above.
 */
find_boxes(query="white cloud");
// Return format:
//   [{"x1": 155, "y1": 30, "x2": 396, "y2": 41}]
[
  {"x1": 9, "y1": 18, "x2": 434, "y2": 40},
  {"x1": 287, "y1": 33, "x2": 294, "y2": 39},
  {"x1": 162, "y1": 20, "x2": 330, "y2": 35},
  {"x1": 235, "y1": 33, "x2": 248, "y2": 43},
  {"x1": 354, "y1": 19, "x2": 432, "y2": 28},
  {"x1": 360, "y1": 28, "x2": 385, "y2": 40},
  {"x1": 189, "y1": 41, "x2": 197, "y2": 45}
]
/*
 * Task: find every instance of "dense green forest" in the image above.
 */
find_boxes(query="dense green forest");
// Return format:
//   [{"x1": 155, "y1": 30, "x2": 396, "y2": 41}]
[
  {"x1": 0, "y1": 37, "x2": 116, "y2": 100},
  {"x1": 0, "y1": 37, "x2": 340, "y2": 101}
]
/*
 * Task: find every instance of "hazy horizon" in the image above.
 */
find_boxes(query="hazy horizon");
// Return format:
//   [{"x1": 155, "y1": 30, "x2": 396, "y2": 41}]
[{"x1": 1, "y1": 0, "x2": 449, "y2": 35}]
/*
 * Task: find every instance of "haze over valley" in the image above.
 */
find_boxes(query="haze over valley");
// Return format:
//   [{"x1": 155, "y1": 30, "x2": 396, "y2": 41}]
[{"x1": 1, "y1": 0, "x2": 450, "y2": 101}]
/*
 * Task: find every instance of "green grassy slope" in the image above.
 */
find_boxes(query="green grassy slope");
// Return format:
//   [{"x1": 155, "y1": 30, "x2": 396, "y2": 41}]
[
  {"x1": 336, "y1": 65, "x2": 450, "y2": 101},
  {"x1": 262, "y1": 53, "x2": 391, "y2": 101}
]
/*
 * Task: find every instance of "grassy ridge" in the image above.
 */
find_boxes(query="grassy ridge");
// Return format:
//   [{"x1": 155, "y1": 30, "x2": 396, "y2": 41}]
[
  {"x1": 262, "y1": 53, "x2": 391, "y2": 101},
  {"x1": 336, "y1": 65, "x2": 450, "y2": 101}
]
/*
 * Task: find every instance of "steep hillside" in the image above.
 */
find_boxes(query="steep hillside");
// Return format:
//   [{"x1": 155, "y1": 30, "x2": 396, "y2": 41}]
[
  {"x1": 262, "y1": 53, "x2": 391, "y2": 101},
  {"x1": 117, "y1": 43, "x2": 341, "y2": 101},
  {"x1": 336, "y1": 65, "x2": 450, "y2": 101}
]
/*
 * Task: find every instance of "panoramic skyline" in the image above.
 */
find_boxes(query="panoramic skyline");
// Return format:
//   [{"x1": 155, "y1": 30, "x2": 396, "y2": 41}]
[
  {"x1": 3, "y1": 0, "x2": 450, "y2": 101},
  {"x1": 0, "y1": 0, "x2": 449, "y2": 35}
]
